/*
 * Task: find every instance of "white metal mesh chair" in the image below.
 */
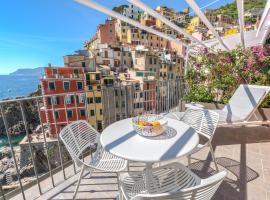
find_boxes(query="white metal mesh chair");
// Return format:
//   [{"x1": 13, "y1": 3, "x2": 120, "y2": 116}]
[
  {"x1": 60, "y1": 120, "x2": 127, "y2": 199},
  {"x1": 180, "y1": 109, "x2": 220, "y2": 171},
  {"x1": 119, "y1": 162, "x2": 226, "y2": 200}
]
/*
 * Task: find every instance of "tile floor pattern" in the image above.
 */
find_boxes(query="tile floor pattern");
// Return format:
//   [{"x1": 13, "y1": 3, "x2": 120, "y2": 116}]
[{"x1": 9, "y1": 125, "x2": 270, "y2": 200}]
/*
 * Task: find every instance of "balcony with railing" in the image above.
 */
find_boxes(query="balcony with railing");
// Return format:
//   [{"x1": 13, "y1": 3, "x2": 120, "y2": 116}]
[{"x1": 0, "y1": 79, "x2": 269, "y2": 200}]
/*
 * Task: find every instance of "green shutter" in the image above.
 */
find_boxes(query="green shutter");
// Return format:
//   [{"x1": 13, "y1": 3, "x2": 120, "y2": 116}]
[
  {"x1": 77, "y1": 82, "x2": 83, "y2": 90},
  {"x1": 63, "y1": 82, "x2": 70, "y2": 90},
  {"x1": 48, "y1": 82, "x2": 55, "y2": 90},
  {"x1": 80, "y1": 109, "x2": 86, "y2": 117}
]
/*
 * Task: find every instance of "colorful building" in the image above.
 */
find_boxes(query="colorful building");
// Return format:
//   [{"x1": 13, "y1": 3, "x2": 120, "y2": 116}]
[
  {"x1": 40, "y1": 65, "x2": 86, "y2": 136},
  {"x1": 98, "y1": 19, "x2": 118, "y2": 45}
]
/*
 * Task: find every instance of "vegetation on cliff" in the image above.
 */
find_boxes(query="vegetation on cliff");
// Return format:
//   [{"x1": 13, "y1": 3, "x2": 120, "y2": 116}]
[
  {"x1": 210, "y1": 0, "x2": 266, "y2": 23},
  {"x1": 112, "y1": 5, "x2": 128, "y2": 14}
]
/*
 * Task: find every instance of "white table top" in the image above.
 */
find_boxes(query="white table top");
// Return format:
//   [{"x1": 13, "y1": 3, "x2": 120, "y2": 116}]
[{"x1": 100, "y1": 118, "x2": 199, "y2": 163}]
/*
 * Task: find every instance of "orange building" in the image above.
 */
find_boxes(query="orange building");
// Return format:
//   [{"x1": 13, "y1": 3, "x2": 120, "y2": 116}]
[{"x1": 98, "y1": 19, "x2": 118, "y2": 45}]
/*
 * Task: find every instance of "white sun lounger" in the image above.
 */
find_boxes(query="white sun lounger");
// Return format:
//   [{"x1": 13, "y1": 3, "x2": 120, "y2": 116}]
[{"x1": 166, "y1": 84, "x2": 270, "y2": 127}]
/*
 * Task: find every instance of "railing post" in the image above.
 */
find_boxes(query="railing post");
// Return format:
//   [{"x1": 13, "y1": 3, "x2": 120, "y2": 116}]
[
  {"x1": 0, "y1": 105, "x2": 26, "y2": 200},
  {"x1": 0, "y1": 182, "x2": 6, "y2": 200},
  {"x1": 19, "y1": 101, "x2": 42, "y2": 195},
  {"x1": 36, "y1": 99, "x2": 55, "y2": 188},
  {"x1": 167, "y1": 80, "x2": 170, "y2": 113},
  {"x1": 51, "y1": 98, "x2": 66, "y2": 180}
]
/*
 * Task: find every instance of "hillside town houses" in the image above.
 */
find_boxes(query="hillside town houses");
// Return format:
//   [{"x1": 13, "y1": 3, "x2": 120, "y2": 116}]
[{"x1": 40, "y1": 4, "x2": 261, "y2": 136}]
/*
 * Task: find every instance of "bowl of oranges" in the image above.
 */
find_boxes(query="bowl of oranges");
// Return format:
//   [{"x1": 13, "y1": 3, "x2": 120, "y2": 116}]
[{"x1": 132, "y1": 114, "x2": 168, "y2": 137}]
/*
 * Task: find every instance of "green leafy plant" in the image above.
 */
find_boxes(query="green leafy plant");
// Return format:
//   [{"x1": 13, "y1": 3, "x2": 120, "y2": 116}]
[{"x1": 185, "y1": 45, "x2": 270, "y2": 107}]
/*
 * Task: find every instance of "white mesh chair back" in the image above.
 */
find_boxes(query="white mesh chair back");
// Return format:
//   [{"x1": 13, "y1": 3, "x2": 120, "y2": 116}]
[
  {"x1": 199, "y1": 109, "x2": 219, "y2": 140},
  {"x1": 181, "y1": 109, "x2": 219, "y2": 140},
  {"x1": 60, "y1": 120, "x2": 99, "y2": 165},
  {"x1": 222, "y1": 84, "x2": 270, "y2": 121},
  {"x1": 181, "y1": 109, "x2": 204, "y2": 132},
  {"x1": 134, "y1": 171, "x2": 227, "y2": 200}
]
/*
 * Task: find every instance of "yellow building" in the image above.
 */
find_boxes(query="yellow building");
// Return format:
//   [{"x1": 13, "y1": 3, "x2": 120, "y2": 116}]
[
  {"x1": 185, "y1": 16, "x2": 200, "y2": 33},
  {"x1": 155, "y1": 6, "x2": 175, "y2": 29},
  {"x1": 127, "y1": 27, "x2": 140, "y2": 45},
  {"x1": 85, "y1": 72, "x2": 103, "y2": 130},
  {"x1": 224, "y1": 28, "x2": 239, "y2": 36},
  {"x1": 85, "y1": 71, "x2": 116, "y2": 131}
]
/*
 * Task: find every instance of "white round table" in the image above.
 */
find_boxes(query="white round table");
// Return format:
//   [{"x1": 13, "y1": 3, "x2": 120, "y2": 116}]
[
  {"x1": 101, "y1": 118, "x2": 198, "y2": 163},
  {"x1": 101, "y1": 117, "x2": 198, "y2": 191}
]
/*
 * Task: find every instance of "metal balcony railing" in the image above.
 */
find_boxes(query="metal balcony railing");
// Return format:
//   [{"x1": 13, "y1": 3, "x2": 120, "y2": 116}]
[{"x1": 0, "y1": 79, "x2": 186, "y2": 200}]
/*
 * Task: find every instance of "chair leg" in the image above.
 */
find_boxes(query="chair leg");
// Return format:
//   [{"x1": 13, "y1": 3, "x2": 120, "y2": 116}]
[
  {"x1": 127, "y1": 160, "x2": 130, "y2": 171},
  {"x1": 209, "y1": 144, "x2": 219, "y2": 172},
  {"x1": 73, "y1": 165, "x2": 85, "y2": 200},
  {"x1": 187, "y1": 154, "x2": 191, "y2": 167},
  {"x1": 116, "y1": 172, "x2": 120, "y2": 190}
]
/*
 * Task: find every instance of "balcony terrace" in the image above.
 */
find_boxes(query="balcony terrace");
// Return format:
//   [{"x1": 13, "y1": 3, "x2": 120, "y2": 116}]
[
  {"x1": 3, "y1": 126, "x2": 270, "y2": 200},
  {"x1": 0, "y1": 79, "x2": 269, "y2": 200},
  {"x1": 1, "y1": 0, "x2": 270, "y2": 199}
]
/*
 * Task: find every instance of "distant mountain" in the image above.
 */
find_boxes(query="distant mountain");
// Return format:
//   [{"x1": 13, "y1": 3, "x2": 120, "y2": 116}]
[{"x1": 9, "y1": 67, "x2": 44, "y2": 76}]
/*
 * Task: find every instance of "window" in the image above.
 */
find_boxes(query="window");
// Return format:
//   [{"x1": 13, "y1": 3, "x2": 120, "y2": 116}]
[
  {"x1": 65, "y1": 95, "x2": 74, "y2": 104},
  {"x1": 95, "y1": 97, "x2": 102, "y2": 103},
  {"x1": 90, "y1": 110, "x2": 95, "y2": 116},
  {"x1": 88, "y1": 85, "x2": 93, "y2": 90},
  {"x1": 67, "y1": 110, "x2": 73, "y2": 118},
  {"x1": 96, "y1": 74, "x2": 100, "y2": 80},
  {"x1": 77, "y1": 82, "x2": 83, "y2": 90},
  {"x1": 53, "y1": 69, "x2": 58, "y2": 75},
  {"x1": 149, "y1": 58, "x2": 152, "y2": 65},
  {"x1": 87, "y1": 97, "x2": 93, "y2": 104},
  {"x1": 136, "y1": 71, "x2": 144, "y2": 77},
  {"x1": 54, "y1": 111, "x2": 59, "y2": 119},
  {"x1": 154, "y1": 58, "x2": 157, "y2": 65},
  {"x1": 122, "y1": 101, "x2": 125, "y2": 107},
  {"x1": 48, "y1": 82, "x2": 55, "y2": 90},
  {"x1": 80, "y1": 109, "x2": 86, "y2": 117},
  {"x1": 73, "y1": 69, "x2": 79, "y2": 75},
  {"x1": 82, "y1": 62, "x2": 86, "y2": 68},
  {"x1": 100, "y1": 109, "x2": 102, "y2": 115},
  {"x1": 146, "y1": 83, "x2": 150, "y2": 90},
  {"x1": 78, "y1": 94, "x2": 85, "y2": 103},
  {"x1": 47, "y1": 97, "x2": 52, "y2": 105},
  {"x1": 97, "y1": 121, "x2": 102, "y2": 130},
  {"x1": 53, "y1": 96, "x2": 60, "y2": 105},
  {"x1": 115, "y1": 90, "x2": 118, "y2": 96},
  {"x1": 116, "y1": 102, "x2": 119, "y2": 108},
  {"x1": 97, "y1": 85, "x2": 101, "y2": 90},
  {"x1": 63, "y1": 82, "x2": 70, "y2": 90},
  {"x1": 116, "y1": 114, "x2": 121, "y2": 120}
]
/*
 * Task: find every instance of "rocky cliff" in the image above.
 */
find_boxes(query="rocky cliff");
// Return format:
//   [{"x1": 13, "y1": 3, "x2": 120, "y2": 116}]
[{"x1": 0, "y1": 90, "x2": 41, "y2": 136}]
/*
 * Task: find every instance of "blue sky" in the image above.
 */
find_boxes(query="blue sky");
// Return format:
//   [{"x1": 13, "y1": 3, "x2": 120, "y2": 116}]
[{"x1": 0, "y1": 0, "x2": 234, "y2": 74}]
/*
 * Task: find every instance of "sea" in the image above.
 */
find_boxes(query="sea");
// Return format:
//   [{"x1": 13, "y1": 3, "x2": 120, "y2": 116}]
[
  {"x1": 0, "y1": 75, "x2": 40, "y2": 100},
  {"x1": 0, "y1": 75, "x2": 40, "y2": 148}
]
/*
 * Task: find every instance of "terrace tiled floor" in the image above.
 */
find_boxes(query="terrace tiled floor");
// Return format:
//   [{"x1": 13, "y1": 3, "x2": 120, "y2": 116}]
[{"x1": 11, "y1": 125, "x2": 270, "y2": 200}]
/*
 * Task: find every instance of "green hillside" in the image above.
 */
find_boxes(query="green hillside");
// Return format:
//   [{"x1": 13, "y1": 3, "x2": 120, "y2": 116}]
[{"x1": 210, "y1": 0, "x2": 266, "y2": 20}]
